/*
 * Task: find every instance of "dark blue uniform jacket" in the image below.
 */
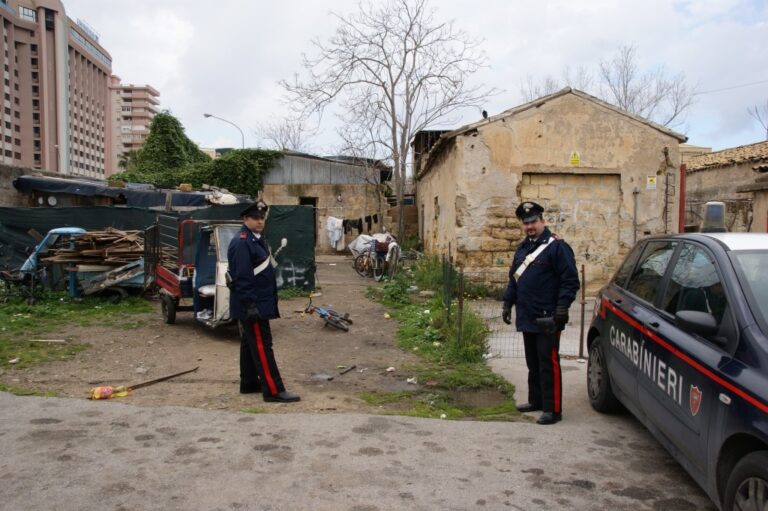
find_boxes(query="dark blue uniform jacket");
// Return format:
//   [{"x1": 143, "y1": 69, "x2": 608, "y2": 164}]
[
  {"x1": 227, "y1": 225, "x2": 280, "y2": 321},
  {"x1": 503, "y1": 227, "x2": 580, "y2": 332}
]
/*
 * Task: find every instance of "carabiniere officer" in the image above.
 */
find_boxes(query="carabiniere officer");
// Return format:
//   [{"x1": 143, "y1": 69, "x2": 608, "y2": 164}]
[
  {"x1": 502, "y1": 201, "x2": 579, "y2": 425},
  {"x1": 227, "y1": 199, "x2": 300, "y2": 403}
]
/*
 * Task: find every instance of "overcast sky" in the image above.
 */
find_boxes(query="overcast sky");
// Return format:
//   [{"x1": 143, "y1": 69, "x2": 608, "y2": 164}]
[{"x1": 65, "y1": 0, "x2": 767, "y2": 153}]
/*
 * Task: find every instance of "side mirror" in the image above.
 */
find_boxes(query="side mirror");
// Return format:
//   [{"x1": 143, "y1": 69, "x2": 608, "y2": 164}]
[{"x1": 675, "y1": 310, "x2": 719, "y2": 339}]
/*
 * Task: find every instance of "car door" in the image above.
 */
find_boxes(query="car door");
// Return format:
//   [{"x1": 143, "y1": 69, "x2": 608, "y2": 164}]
[
  {"x1": 602, "y1": 240, "x2": 678, "y2": 409},
  {"x1": 639, "y1": 241, "x2": 730, "y2": 476}
]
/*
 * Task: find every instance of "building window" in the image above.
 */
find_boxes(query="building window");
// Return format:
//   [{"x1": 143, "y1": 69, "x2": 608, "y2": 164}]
[{"x1": 19, "y1": 6, "x2": 36, "y2": 23}]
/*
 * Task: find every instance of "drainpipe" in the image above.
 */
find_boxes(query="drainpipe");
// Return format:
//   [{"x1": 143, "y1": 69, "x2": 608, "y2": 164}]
[
  {"x1": 678, "y1": 163, "x2": 687, "y2": 233},
  {"x1": 633, "y1": 187, "x2": 639, "y2": 244}
]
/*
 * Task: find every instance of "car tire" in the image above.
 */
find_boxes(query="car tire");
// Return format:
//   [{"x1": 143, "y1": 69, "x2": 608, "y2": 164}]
[
  {"x1": 723, "y1": 451, "x2": 768, "y2": 511},
  {"x1": 161, "y1": 294, "x2": 176, "y2": 325},
  {"x1": 587, "y1": 336, "x2": 622, "y2": 413}
]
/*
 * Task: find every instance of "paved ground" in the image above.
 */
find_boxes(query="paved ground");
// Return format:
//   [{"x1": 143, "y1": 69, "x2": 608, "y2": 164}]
[
  {"x1": 0, "y1": 256, "x2": 717, "y2": 511},
  {"x1": 0, "y1": 358, "x2": 715, "y2": 511}
]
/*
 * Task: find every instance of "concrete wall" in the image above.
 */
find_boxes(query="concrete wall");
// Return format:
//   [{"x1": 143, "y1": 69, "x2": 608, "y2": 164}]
[
  {"x1": 417, "y1": 92, "x2": 682, "y2": 294},
  {"x1": 0, "y1": 164, "x2": 33, "y2": 206},
  {"x1": 262, "y1": 183, "x2": 386, "y2": 254},
  {"x1": 685, "y1": 162, "x2": 756, "y2": 232}
]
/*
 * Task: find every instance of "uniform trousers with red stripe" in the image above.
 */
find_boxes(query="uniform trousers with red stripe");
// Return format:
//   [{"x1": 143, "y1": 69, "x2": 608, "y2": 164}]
[
  {"x1": 522, "y1": 331, "x2": 562, "y2": 414},
  {"x1": 240, "y1": 318, "x2": 286, "y2": 398}
]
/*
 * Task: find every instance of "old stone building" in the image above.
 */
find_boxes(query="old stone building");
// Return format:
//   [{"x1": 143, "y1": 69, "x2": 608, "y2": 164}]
[
  {"x1": 260, "y1": 151, "x2": 390, "y2": 254},
  {"x1": 684, "y1": 140, "x2": 768, "y2": 232},
  {"x1": 414, "y1": 88, "x2": 687, "y2": 294}
]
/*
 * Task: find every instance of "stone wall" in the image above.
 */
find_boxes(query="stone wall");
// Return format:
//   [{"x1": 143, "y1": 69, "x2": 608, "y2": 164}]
[
  {"x1": 417, "y1": 92, "x2": 683, "y2": 294},
  {"x1": 685, "y1": 162, "x2": 755, "y2": 231},
  {"x1": 262, "y1": 183, "x2": 386, "y2": 254}
]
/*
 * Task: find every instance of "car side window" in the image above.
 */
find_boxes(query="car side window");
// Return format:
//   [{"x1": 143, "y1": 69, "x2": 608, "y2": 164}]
[
  {"x1": 624, "y1": 241, "x2": 677, "y2": 304},
  {"x1": 612, "y1": 243, "x2": 645, "y2": 288},
  {"x1": 661, "y1": 243, "x2": 727, "y2": 325}
]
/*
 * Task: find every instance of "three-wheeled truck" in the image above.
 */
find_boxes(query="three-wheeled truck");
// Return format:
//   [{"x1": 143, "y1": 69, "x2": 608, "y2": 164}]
[{"x1": 145, "y1": 215, "x2": 241, "y2": 327}]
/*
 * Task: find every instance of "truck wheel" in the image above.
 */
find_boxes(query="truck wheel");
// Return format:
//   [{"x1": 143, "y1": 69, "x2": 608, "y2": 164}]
[
  {"x1": 587, "y1": 336, "x2": 622, "y2": 413},
  {"x1": 724, "y1": 451, "x2": 768, "y2": 511},
  {"x1": 161, "y1": 295, "x2": 176, "y2": 324}
]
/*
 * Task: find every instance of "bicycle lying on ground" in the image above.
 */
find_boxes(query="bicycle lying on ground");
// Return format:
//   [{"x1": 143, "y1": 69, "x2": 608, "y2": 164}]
[
  {"x1": 354, "y1": 240, "x2": 400, "y2": 282},
  {"x1": 303, "y1": 295, "x2": 353, "y2": 332}
]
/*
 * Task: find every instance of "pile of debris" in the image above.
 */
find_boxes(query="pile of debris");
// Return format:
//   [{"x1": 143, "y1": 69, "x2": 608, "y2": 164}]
[{"x1": 42, "y1": 228, "x2": 144, "y2": 266}]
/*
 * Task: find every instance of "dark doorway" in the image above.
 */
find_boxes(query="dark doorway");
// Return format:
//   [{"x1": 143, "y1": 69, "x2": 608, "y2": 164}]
[{"x1": 299, "y1": 197, "x2": 318, "y2": 245}]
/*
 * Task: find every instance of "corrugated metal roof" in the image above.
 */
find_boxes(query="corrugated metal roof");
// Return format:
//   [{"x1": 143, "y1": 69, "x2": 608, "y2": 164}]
[{"x1": 686, "y1": 140, "x2": 768, "y2": 172}]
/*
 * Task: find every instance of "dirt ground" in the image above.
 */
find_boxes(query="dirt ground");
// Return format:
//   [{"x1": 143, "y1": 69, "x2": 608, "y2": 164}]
[{"x1": 1, "y1": 255, "x2": 424, "y2": 413}]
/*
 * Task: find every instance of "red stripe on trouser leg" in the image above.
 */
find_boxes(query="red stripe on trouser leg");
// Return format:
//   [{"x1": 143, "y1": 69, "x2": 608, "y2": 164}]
[
  {"x1": 252, "y1": 321, "x2": 278, "y2": 395},
  {"x1": 551, "y1": 347, "x2": 561, "y2": 413}
]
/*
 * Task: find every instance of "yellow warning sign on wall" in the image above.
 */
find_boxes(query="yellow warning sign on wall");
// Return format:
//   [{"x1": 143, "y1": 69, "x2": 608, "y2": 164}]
[
  {"x1": 647, "y1": 176, "x2": 657, "y2": 190},
  {"x1": 569, "y1": 151, "x2": 580, "y2": 166}
]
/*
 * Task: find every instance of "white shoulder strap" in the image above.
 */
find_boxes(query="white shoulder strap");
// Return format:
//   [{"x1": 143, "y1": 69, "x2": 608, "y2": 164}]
[
  {"x1": 513, "y1": 238, "x2": 553, "y2": 281},
  {"x1": 253, "y1": 257, "x2": 271, "y2": 276}
]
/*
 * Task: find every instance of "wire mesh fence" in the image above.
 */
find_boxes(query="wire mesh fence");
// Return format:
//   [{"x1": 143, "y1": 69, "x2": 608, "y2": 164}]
[{"x1": 440, "y1": 259, "x2": 595, "y2": 362}]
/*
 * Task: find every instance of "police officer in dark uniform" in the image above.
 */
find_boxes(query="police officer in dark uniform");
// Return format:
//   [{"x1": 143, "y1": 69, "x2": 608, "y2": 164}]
[
  {"x1": 228, "y1": 199, "x2": 300, "y2": 403},
  {"x1": 502, "y1": 201, "x2": 579, "y2": 424}
]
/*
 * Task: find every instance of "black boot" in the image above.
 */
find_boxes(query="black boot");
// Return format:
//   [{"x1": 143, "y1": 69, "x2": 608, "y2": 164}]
[
  {"x1": 516, "y1": 403, "x2": 542, "y2": 413},
  {"x1": 536, "y1": 412, "x2": 562, "y2": 425}
]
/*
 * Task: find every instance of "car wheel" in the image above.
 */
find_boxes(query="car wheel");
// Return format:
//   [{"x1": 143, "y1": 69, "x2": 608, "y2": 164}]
[
  {"x1": 587, "y1": 336, "x2": 622, "y2": 413},
  {"x1": 161, "y1": 294, "x2": 176, "y2": 325},
  {"x1": 724, "y1": 451, "x2": 768, "y2": 511}
]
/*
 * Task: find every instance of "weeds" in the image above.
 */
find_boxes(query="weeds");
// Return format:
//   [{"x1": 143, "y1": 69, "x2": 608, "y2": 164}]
[
  {"x1": 0, "y1": 292, "x2": 151, "y2": 369},
  {"x1": 364, "y1": 250, "x2": 520, "y2": 421}
]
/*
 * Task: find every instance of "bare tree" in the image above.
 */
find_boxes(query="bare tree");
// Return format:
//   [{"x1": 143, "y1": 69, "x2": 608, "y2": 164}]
[
  {"x1": 748, "y1": 99, "x2": 768, "y2": 140},
  {"x1": 254, "y1": 117, "x2": 315, "y2": 152},
  {"x1": 520, "y1": 66, "x2": 593, "y2": 102},
  {"x1": 598, "y1": 44, "x2": 693, "y2": 128},
  {"x1": 281, "y1": 0, "x2": 495, "y2": 237},
  {"x1": 521, "y1": 45, "x2": 694, "y2": 128}
]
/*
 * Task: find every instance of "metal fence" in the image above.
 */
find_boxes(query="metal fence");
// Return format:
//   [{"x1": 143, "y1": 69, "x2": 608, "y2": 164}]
[{"x1": 438, "y1": 257, "x2": 594, "y2": 362}]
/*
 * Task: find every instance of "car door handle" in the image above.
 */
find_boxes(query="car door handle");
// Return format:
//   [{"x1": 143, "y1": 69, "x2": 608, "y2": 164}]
[
  {"x1": 611, "y1": 298, "x2": 623, "y2": 306},
  {"x1": 646, "y1": 321, "x2": 660, "y2": 331}
]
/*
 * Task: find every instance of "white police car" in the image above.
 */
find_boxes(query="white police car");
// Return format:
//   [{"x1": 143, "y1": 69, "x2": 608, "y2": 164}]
[{"x1": 587, "y1": 231, "x2": 768, "y2": 510}]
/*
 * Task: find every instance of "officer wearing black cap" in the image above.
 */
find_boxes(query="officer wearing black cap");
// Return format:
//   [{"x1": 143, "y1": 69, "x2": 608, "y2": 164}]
[
  {"x1": 502, "y1": 201, "x2": 579, "y2": 424},
  {"x1": 227, "y1": 199, "x2": 300, "y2": 403}
]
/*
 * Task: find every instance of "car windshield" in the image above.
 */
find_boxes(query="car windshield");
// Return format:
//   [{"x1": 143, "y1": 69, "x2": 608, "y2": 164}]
[{"x1": 731, "y1": 250, "x2": 768, "y2": 331}]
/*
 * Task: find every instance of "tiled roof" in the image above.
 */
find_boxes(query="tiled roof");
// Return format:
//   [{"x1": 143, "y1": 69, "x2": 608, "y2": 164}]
[{"x1": 685, "y1": 140, "x2": 768, "y2": 172}]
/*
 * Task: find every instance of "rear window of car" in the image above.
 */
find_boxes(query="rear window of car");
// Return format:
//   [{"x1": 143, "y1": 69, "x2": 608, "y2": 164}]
[{"x1": 624, "y1": 241, "x2": 678, "y2": 304}]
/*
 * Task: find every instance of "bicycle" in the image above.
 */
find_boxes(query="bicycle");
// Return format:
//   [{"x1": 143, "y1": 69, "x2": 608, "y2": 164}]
[
  {"x1": 353, "y1": 240, "x2": 400, "y2": 282},
  {"x1": 303, "y1": 296, "x2": 353, "y2": 332}
]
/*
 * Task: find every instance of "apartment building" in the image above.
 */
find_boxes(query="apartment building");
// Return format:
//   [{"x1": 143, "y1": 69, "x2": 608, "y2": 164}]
[
  {"x1": 107, "y1": 76, "x2": 159, "y2": 176},
  {"x1": 1, "y1": 0, "x2": 111, "y2": 177}
]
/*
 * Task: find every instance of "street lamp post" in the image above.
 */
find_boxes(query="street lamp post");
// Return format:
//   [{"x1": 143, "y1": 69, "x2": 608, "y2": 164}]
[{"x1": 203, "y1": 113, "x2": 245, "y2": 149}]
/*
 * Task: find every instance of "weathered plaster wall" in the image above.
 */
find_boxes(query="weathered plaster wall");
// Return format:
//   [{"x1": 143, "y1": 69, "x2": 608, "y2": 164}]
[
  {"x1": 417, "y1": 139, "x2": 460, "y2": 256},
  {"x1": 0, "y1": 165, "x2": 31, "y2": 206},
  {"x1": 262, "y1": 183, "x2": 385, "y2": 254},
  {"x1": 418, "y1": 93, "x2": 682, "y2": 294},
  {"x1": 685, "y1": 163, "x2": 756, "y2": 231}
]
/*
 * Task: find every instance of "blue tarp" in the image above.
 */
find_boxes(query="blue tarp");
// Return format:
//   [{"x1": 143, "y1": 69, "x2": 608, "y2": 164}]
[{"x1": 13, "y1": 175, "x2": 210, "y2": 208}]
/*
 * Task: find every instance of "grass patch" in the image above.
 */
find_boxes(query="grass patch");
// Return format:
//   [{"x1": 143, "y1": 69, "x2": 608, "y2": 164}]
[
  {"x1": 0, "y1": 383, "x2": 57, "y2": 397},
  {"x1": 0, "y1": 292, "x2": 151, "y2": 369},
  {"x1": 363, "y1": 253, "x2": 521, "y2": 421},
  {"x1": 278, "y1": 287, "x2": 310, "y2": 301},
  {"x1": 241, "y1": 407, "x2": 269, "y2": 414}
]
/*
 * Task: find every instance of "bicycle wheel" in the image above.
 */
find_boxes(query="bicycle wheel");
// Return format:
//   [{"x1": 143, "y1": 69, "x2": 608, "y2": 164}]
[
  {"x1": 327, "y1": 310, "x2": 353, "y2": 325},
  {"x1": 324, "y1": 316, "x2": 349, "y2": 332},
  {"x1": 354, "y1": 254, "x2": 373, "y2": 278}
]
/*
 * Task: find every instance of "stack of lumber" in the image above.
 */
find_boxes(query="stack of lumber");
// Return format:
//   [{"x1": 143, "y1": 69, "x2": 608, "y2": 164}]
[{"x1": 42, "y1": 228, "x2": 144, "y2": 266}]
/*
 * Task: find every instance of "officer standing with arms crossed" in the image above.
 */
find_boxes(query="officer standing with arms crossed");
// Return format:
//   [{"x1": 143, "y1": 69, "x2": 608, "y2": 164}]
[
  {"x1": 502, "y1": 202, "x2": 579, "y2": 424},
  {"x1": 228, "y1": 199, "x2": 300, "y2": 403}
]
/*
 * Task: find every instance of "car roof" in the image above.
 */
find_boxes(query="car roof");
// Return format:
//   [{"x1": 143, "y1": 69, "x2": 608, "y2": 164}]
[{"x1": 696, "y1": 232, "x2": 768, "y2": 251}]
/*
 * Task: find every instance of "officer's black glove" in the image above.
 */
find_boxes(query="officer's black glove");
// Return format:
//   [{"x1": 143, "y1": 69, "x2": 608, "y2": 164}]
[
  {"x1": 554, "y1": 305, "x2": 569, "y2": 328},
  {"x1": 246, "y1": 304, "x2": 262, "y2": 321},
  {"x1": 502, "y1": 304, "x2": 512, "y2": 325}
]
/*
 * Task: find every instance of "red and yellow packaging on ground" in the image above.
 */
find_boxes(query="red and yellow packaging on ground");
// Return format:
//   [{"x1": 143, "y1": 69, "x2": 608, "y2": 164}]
[{"x1": 88, "y1": 385, "x2": 132, "y2": 400}]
